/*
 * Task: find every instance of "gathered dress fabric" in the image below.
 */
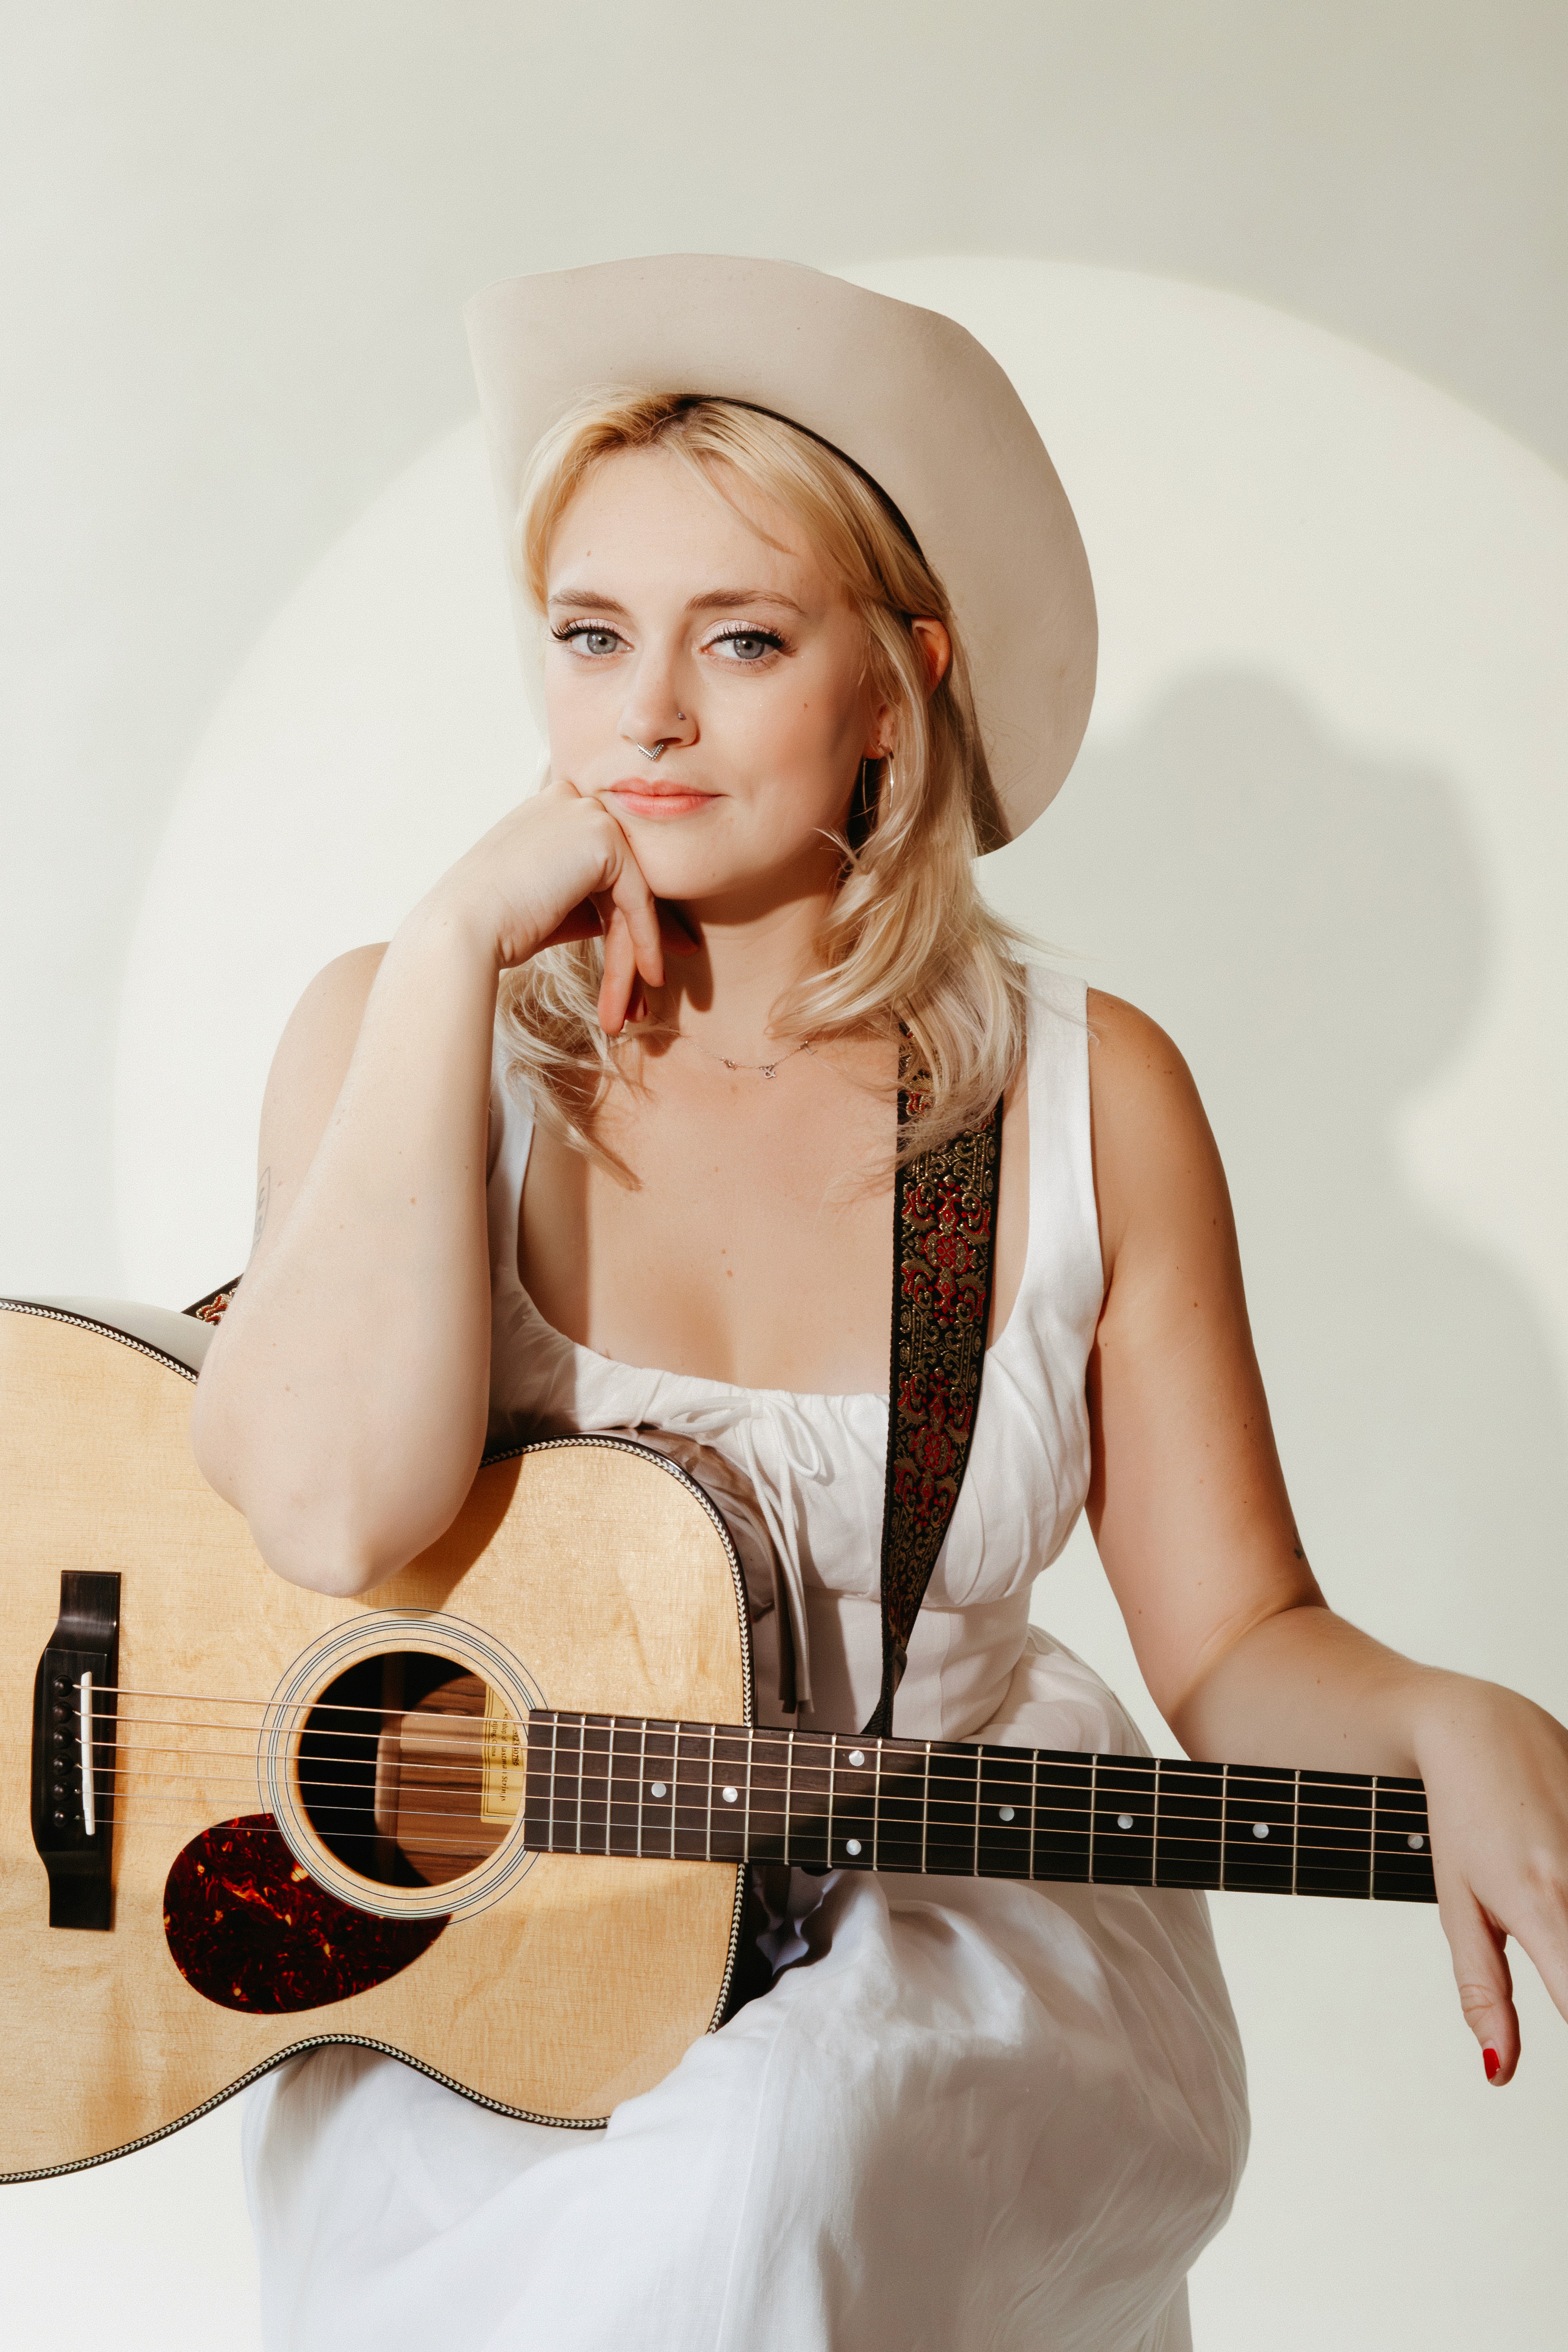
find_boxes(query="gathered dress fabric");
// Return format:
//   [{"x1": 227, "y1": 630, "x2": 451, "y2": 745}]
[{"x1": 243, "y1": 964, "x2": 1248, "y2": 2352}]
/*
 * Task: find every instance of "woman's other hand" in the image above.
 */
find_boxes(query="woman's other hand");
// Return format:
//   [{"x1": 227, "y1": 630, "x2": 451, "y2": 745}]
[
  {"x1": 1415, "y1": 1675, "x2": 1568, "y2": 2084},
  {"x1": 1084, "y1": 987, "x2": 1568, "y2": 2080}
]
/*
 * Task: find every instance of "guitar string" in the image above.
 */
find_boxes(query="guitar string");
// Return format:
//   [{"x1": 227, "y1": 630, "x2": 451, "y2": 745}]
[
  {"x1": 83, "y1": 1683, "x2": 1433, "y2": 1803},
  {"x1": 86, "y1": 1747, "x2": 1427, "y2": 1829},
  {"x1": 76, "y1": 1707, "x2": 1425, "y2": 1820},
  {"x1": 85, "y1": 1755, "x2": 1428, "y2": 1833},
  {"x1": 94, "y1": 1766, "x2": 1427, "y2": 1839},
  {"x1": 85, "y1": 1781, "x2": 1434, "y2": 1864},
  {"x1": 83, "y1": 1778, "x2": 1439, "y2": 1872}
]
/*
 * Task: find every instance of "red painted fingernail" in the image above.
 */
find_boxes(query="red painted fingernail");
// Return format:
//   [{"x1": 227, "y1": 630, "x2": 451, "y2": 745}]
[{"x1": 1483, "y1": 2047, "x2": 1500, "y2": 2082}]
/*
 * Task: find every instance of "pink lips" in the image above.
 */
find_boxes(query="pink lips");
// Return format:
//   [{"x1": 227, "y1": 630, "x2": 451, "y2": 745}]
[{"x1": 606, "y1": 779, "x2": 718, "y2": 820}]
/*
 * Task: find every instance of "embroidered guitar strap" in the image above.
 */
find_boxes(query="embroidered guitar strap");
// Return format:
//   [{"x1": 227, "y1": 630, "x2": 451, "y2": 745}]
[{"x1": 863, "y1": 1088, "x2": 1004, "y2": 1740}]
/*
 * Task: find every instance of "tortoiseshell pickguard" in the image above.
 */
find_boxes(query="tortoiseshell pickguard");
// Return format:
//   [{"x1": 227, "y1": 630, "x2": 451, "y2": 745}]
[{"x1": 163, "y1": 1815, "x2": 448, "y2": 2013}]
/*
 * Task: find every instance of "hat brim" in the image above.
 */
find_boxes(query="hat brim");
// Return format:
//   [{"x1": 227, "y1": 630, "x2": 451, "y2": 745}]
[{"x1": 465, "y1": 255, "x2": 1096, "y2": 844}]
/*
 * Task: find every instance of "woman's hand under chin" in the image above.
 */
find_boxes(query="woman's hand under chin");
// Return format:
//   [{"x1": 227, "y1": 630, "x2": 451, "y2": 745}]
[
  {"x1": 1414, "y1": 1673, "x2": 1568, "y2": 2083},
  {"x1": 411, "y1": 777, "x2": 695, "y2": 1035}
]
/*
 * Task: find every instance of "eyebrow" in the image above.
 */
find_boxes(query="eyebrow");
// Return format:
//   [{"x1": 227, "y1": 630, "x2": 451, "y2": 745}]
[{"x1": 547, "y1": 586, "x2": 807, "y2": 617}]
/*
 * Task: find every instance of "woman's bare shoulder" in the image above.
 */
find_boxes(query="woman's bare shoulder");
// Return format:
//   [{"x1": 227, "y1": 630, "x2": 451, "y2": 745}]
[
  {"x1": 1083, "y1": 987, "x2": 1231, "y2": 1267},
  {"x1": 1084, "y1": 987, "x2": 1201, "y2": 1100}
]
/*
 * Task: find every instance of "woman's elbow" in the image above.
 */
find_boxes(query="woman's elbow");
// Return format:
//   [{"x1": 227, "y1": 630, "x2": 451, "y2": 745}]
[
  {"x1": 191, "y1": 1404, "x2": 478, "y2": 1600},
  {"x1": 239, "y1": 1485, "x2": 468, "y2": 1600}
]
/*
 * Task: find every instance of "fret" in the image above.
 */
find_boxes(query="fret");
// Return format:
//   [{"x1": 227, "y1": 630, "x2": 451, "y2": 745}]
[
  {"x1": 709, "y1": 1726, "x2": 752, "y2": 1863},
  {"x1": 1088, "y1": 1757, "x2": 1158, "y2": 1886},
  {"x1": 552, "y1": 1711, "x2": 581, "y2": 1855},
  {"x1": 975, "y1": 1748, "x2": 1033, "y2": 1879},
  {"x1": 582, "y1": 1715, "x2": 615, "y2": 1857},
  {"x1": 775, "y1": 1728, "x2": 830, "y2": 1873},
  {"x1": 675, "y1": 1720, "x2": 710, "y2": 1863},
  {"x1": 1291, "y1": 1766, "x2": 1299, "y2": 1896},
  {"x1": 870, "y1": 1738, "x2": 926, "y2": 1873},
  {"x1": 1151, "y1": 1757, "x2": 1160, "y2": 1884},
  {"x1": 829, "y1": 1741, "x2": 878, "y2": 1866},
  {"x1": 705, "y1": 1724, "x2": 715, "y2": 1863},
  {"x1": 635, "y1": 1720, "x2": 675, "y2": 1859},
  {"x1": 616, "y1": 1715, "x2": 641, "y2": 1857},
  {"x1": 1368, "y1": 1777, "x2": 1377, "y2": 1900},
  {"x1": 549, "y1": 1708, "x2": 560, "y2": 1849},
  {"x1": 825, "y1": 1735, "x2": 835, "y2": 1865},
  {"x1": 521, "y1": 1706, "x2": 552, "y2": 1853},
  {"x1": 1219, "y1": 1764, "x2": 1295, "y2": 1894},
  {"x1": 1087, "y1": 1753, "x2": 1098, "y2": 1883},
  {"x1": 1369, "y1": 1774, "x2": 1436, "y2": 1902},
  {"x1": 1149, "y1": 1760, "x2": 1223, "y2": 1889},
  {"x1": 921, "y1": 1744, "x2": 930, "y2": 1875},
  {"x1": 1030, "y1": 1749, "x2": 1092, "y2": 1884},
  {"x1": 784, "y1": 1728, "x2": 794, "y2": 1867},
  {"x1": 637, "y1": 1719, "x2": 648, "y2": 1860},
  {"x1": 1295, "y1": 1768, "x2": 1372, "y2": 1899},
  {"x1": 922, "y1": 1740, "x2": 981, "y2": 1877},
  {"x1": 1218, "y1": 1761, "x2": 1228, "y2": 1888},
  {"x1": 1028, "y1": 1737, "x2": 1038, "y2": 1874}
]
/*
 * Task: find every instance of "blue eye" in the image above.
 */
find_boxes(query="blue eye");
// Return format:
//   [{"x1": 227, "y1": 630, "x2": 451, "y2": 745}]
[
  {"x1": 554, "y1": 624, "x2": 623, "y2": 657},
  {"x1": 711, "y1": 628, "x2": 784, "y2": 663}
]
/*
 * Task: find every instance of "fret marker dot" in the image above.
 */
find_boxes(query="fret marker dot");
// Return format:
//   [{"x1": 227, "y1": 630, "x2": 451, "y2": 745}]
[
  {"x1": 845, "y1": 1838, "x2": 862, "y2": 1857},
  {"x1": 1116, "y1": 1813, "x2": 1134, "y2": 1831},
  {"x1": 650, "y1": 1782, "x2": 667, "y2": 1799},
  {"x1": 1408, "y1": 1831, "x2": 1425, "y2": 1850},
  {"x1": 1252, "y1": 1821, "x2": 1270, "y2": 1839},
  {"x1": 848, "y1": 1750, "x2": 866, "y2": 1768},
  {"x1": 998, "y1": 1805, "x2": 1015, "y2": 1822},
  {"x1": 722, "y1": 1786, "x2": 739, "y2": 1804}
]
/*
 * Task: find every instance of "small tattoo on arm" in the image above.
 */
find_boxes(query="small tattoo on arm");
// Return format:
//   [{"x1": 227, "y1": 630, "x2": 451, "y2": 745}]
[{"x1": 252, "y1": 1167, "x2": 272, "y2": 1251}]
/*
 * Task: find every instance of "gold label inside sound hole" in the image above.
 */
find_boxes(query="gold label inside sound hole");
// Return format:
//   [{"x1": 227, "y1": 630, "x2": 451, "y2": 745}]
[{"x1": 481, "y1": 1684, "x2": 524, "y2": 1824}]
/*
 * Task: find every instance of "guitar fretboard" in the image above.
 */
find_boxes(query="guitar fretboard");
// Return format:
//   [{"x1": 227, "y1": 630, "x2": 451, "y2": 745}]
[{"x1": 522, "y1": 1712, "x2": 1436, "y2": 1902}]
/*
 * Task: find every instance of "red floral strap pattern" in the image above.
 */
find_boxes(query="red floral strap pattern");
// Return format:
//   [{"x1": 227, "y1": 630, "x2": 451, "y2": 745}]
[
  {"x1": 185, "y1": 1280, "x2": 241, "y2": 1326},
  {"x1": 864, "y1": 1089, "x2": 1004, "y2": 1739}
]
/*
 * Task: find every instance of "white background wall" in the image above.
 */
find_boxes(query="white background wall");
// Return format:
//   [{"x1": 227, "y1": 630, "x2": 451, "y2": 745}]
[{"x1": 4, "y1": 10, "x2": 1567, "y2": 2348}]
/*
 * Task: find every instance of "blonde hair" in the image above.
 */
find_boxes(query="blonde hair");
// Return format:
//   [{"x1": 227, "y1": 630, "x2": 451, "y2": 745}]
[{"x1": 498, "y1": 388, "x2": 1031, "y2": 1169}]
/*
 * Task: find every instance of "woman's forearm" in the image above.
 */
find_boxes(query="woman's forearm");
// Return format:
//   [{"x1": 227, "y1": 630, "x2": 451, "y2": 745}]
[
  {"x1": 1168, "y1": 1601, "x2": 1442, "y2": 1779},
  {"x1": 191, "y1": 904, "x2": 501, "y2": 1594}
]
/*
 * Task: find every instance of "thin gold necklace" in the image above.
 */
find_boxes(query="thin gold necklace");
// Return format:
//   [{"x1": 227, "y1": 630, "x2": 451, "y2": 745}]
[{"x1": 671, "y1": 1032, "x2": 814, "y2": 1081}]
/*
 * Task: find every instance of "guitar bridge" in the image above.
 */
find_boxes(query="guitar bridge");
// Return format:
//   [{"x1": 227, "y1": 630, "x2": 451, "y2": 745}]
[{"x1": 31, "y1": 1571, "x2": 120, "y2": 1929}]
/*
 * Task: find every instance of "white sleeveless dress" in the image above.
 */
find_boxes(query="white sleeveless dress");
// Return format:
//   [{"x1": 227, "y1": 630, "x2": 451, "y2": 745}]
[{"x1": 243, "y1": 966, "x2": 1248, "y2": 2352}]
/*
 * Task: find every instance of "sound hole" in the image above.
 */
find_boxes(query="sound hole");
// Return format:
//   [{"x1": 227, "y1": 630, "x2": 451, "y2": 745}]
[{"x1": 298, "y1": 1650, "x2": 522, "y2": 1889}]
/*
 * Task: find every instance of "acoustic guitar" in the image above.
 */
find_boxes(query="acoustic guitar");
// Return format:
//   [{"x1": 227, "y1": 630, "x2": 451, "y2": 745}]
[{"x1": 0, "y1": 1297, "x2": 1436, "y2": 2184}]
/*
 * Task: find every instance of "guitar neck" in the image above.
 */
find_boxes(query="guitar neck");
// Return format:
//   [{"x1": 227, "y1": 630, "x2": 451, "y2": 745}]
[{"x1": 522, "y1": 1712, "x2": 1437, "y2": 1903}]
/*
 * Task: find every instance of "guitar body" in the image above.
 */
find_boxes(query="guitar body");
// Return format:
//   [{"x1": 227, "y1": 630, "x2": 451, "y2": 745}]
[{"x1": 0, "y1": 1301, "x2": 751, "y2": 2181}]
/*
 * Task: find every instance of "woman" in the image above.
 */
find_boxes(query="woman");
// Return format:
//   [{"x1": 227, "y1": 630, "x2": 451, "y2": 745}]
[{"x1": 193, "y1": 258, "x2": 1568, "y2": 2352}]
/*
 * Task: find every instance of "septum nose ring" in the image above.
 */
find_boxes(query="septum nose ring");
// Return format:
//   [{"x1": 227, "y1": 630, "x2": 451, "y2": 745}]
[{"x1": 633, "y1": 712, "x2": 686, "y2": 762}]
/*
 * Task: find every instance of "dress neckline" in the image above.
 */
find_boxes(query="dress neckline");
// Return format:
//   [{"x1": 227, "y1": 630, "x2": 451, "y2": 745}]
[
  {"x1": 497, "y1": 967, "x2": 1049, "y2": 1406},
  {"x1": 510, "y1": 1282, "x2": 890, "y2": 1407}
]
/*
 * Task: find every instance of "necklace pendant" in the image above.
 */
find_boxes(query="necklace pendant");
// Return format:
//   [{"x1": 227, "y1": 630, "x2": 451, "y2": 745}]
[{"x1": 761, "y1": 1063, "x2": 777, "y2": 1079}]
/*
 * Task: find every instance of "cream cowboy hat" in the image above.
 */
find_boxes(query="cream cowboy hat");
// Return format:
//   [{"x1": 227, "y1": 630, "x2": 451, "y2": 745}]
[{"x1": 465, "y1": 255, "x2": 1096, "y2": 844}]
